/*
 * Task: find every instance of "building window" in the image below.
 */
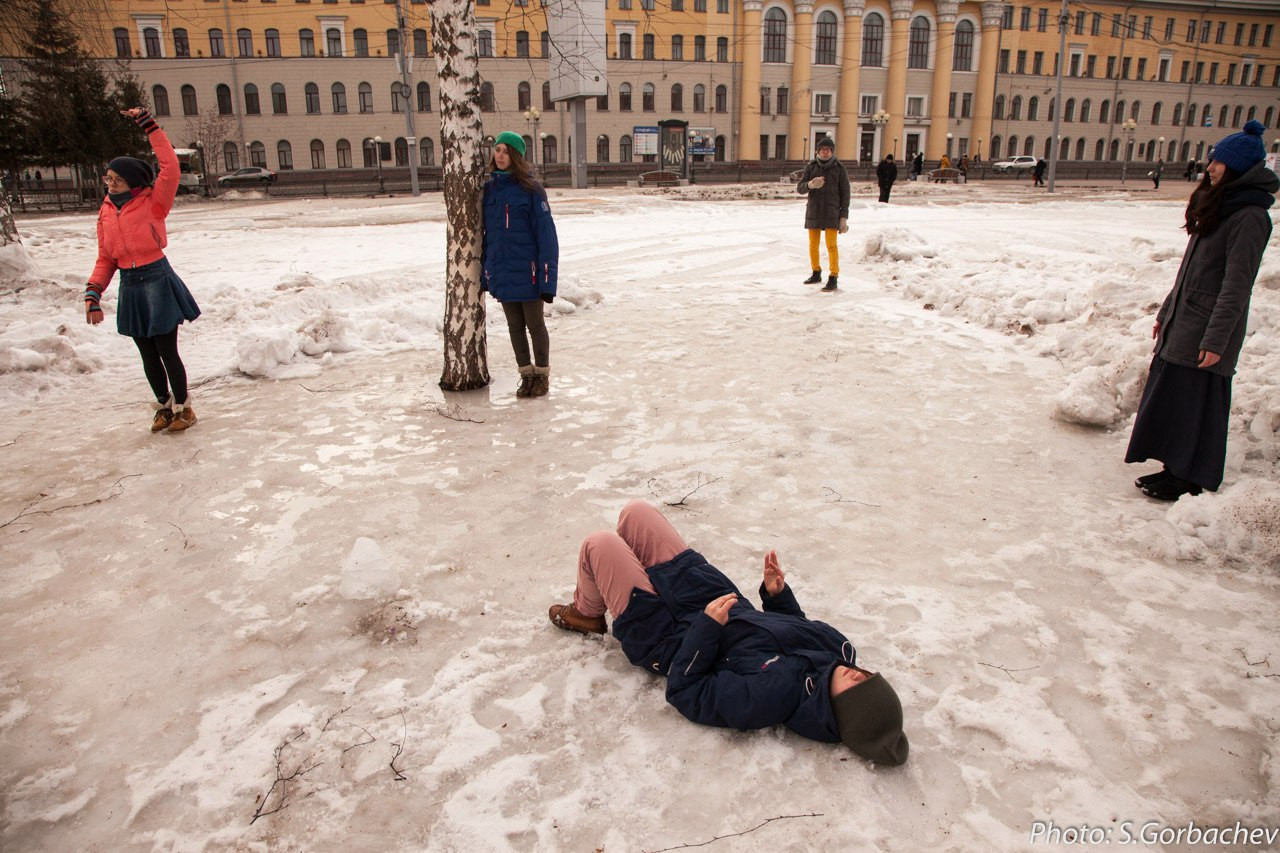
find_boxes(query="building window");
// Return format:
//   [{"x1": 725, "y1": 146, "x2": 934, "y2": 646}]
[
  {"x1": 541, "y1": 31, "x2": 550, "y2": 58},
  {"x1": 354, "y1": 29, "x2": 368, "y2": 56},
  {"x1": 359, "y1": 82, "x2": 374, "y2": 113},
  {"x1": 543, "y1": 81, "x2": 555, "y2": 110},
  {"x1": 643, "y1": 82, "x2": 655, "y2": 111},
  {"x1": 299, "y1": 29, "x2": 314, "y2": 56},
  {"x1": 332, "y1": 83, "x2": 347, "y2": 113},
  {"x1": 961, "y1": 92, "x2": 972, "y2": 117},
  {"x1": 249, "y1": 142, "x2": 266, "y2": 168},
  {"x1": 216, "y1": 84, "x2": 233, "y2": 115},
  {"x1": 386, "y1": 29, "x2": 400, "y2": 56},
  {"x1": 1016, "y1": 50, "x2": 1026, "y2": 74},
  {"x1": 715, "y1": 84, "x2": 727, "y2": 112},
  {"x1": 1150, "y1": 102, "x2": 1161, "y2": 124},
  {"x1": 597, "y1": 135, "x2": 609, "y2": 162},
  {"x1": 907, "y1": 18, "x2": 929, "y2": 68},
  {"x1": 1037, "y1": 7, "x2": 1047, "y2": 32},
  {"x1": 420, "y1": 138, "x2": 434, "y2": 166},
  {"x1": 619, "y1": 33, "x2": 632, "y2": 60},
  {"x1": 336, "y1": 139, "x2": 352, "y2": 168},
  {"x1": 1063, "y1": 97, "x2": 1075, "y2": 122},
  {"x1": 223, "y1": 142, "x2": 240, "y2": 172},
  {"x1": 237, "y1": 28, "x2": 253, "y2": 57},
  {"x1": 277, "y1": 141, "x2": 292, "y2": 170},
  {"x1": 774, "y1": 135, "x2": 786, "y2": 159},
  {"x1": 305, "y1": 83, "x2": 320, "y2": 113},
  {"x1": 1080, "y1": 98, "x2": 1091, "y2": 122},
  {"x1": 1028, "y1": 96, "x2": 1039, "y2": 120},
  {"x1": 516, "y1": 31, "x2": 530, "y2": 57},
  {"x1": 693, "y1": 84, "x2": 705, "y2": 112},
  {"x1": 906, "y1": 96, "x2": 924, "y2": 117},
  {"x1": 671, "y1": 83, "x2": 683, "y2": 111},
  {"x1": 143, "y1": 27, "x2": 161, "y2": 58},
  {"x1": 518, "y1": 81, "x2": 531, "y2": 111},
  {"x1": 777, "y1": 86, "x2": 789, "y2": 114},
  {"x1": 271, "y1": 83, "x2": 287, "y2": 114},
  {"x1": 209, "y1": 28, "x2": 225, "y2": 57},
  {"x1": 244, "y1": 84, "x2": 260, "y2": 114},
  {"x1": 1033, "y1": 51, "x2": 1043, "y2": 75},
  {"x1": 310, "y1": 140, "x2": 326, "y2": 170},
  {"x1": 862, "y1": 13, "x2": 883, "y2": 66},
  {"x1": 994, "y1": 94, "x2": 1004, "y2": 119},
  {"x1": 479, "y1": 82, "x2": 495, "y2": 112},
  {"x1": 417, "y1": 82, "x2": 431, "y2": 111},
  {"x1": 620, "y1": 82, "x2": 632, "y2": 111},
  {"x1": 760, "y1": 86, "x2": 771, "y2": 115},
  {"x1": 327, "y1": 28, "x2": 342, "y2": 56},
  {"x1": 114, "y1": 27, "x2": 131, "y2": 58},
  {"x1": 395, "y1": 138, "x2": 408, "y2": 166},
  {"x1": 814, "y1": 92, "x2": 831, "y2": 113},
  {"x1": 1010, "y1": 95, "x2": 1022, "y2": 119},
  {"x1": 816, "y1": 12, "x2": 838, "y2": 65},
  {"x1": 763, "y1": 8, "x2": 787, "y2": 63},
  {"x1": 596, "y1": 89, "x2": 608, "y2": 111},
  {"x1": 999, "y1": 49, "x2": 1009, "y2": 73},
  {"x1": 672, "y1": 35, "x2": 683, "y2": 61},
  {"x1": 414, "y1": 29, "x2": 428, "y2": 56},
  {"x1": 152, "y1": 85, "x2": 170, "y2": 116},
  {"x1": 543, "y1": 135, "x2": 557, "y2": 164},
  {"x1": 953, "y1": 20, "x2": 973, "y2": 71},
  {"x1": 1099, "y1": 99, "x2": 1110, "y2": 123},
  {"x1": 173, "y1": 28, "x2": 189, "y2": 57},
  {"x1": 695, "y1": 35, "x2": 706, "y2": 61},
  {"x1": 1020, "y1": 7, "x2": 1030, "y2": 30},
  {"x1": 620, "y1": 134, "x2": 633, "y2": 162},
  {"x1": 478, "y1": 30, "x2": 492, "y2": 57},
  {"x1": 643, "y1": 33, "x2": 655, "y2": 60},
  {"x1": 717, "y1": 37, "x2": 728, "y2": 62},
  {"x1": 391, "y1": 83, "x2": 405, "y2": 112}
]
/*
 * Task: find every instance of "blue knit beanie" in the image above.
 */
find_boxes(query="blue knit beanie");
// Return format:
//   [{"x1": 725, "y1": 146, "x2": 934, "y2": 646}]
[
  {"x1": 494, "y1": 131, "x2": 526, "y2": 158},
  {"x1": 1210, "y1": 120, "x2": 1267, "y2": 174}
]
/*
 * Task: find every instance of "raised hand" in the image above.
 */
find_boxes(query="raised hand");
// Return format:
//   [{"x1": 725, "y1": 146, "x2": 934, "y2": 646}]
[{"x1": 763, "y1": 550, "x2": 785, "y2": 596}]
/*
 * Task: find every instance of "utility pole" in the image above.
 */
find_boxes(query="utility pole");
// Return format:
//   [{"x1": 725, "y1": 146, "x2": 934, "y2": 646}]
[
  {"x1": 394, "y1": 0, "x2": 421, "y2": 196},
  {"x1": 1046, "y1": 0, "x2": 1067, "y2": 193},
  {"x1": 222, "y1": 0, "x2": 247, "y2": 156}
]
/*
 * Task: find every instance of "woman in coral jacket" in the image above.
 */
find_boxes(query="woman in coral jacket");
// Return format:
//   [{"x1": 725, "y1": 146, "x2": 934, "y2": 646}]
[{"x1": 84, "y1": 107, "x2": 201, "y2": 432}]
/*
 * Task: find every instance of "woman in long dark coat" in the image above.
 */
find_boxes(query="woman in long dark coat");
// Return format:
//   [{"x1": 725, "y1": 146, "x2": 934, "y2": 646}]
[{"x1": 1126, "y1": 121, "x2": 1277, "y2": 501}]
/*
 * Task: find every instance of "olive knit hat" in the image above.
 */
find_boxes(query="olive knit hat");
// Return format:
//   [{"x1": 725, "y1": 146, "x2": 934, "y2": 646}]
[
  {"x1": 495, "y1": 131, "x2": 527, "y2": 158},
  {"x1": 106, "y1": 156, "x2": 154, "y2": 189},
  {"x1": 1210, "y1": 120, "x2": 1267, "y2": 175},
  {"x1": 830, "y1": 671, "x2": 910, "y2": 766}
]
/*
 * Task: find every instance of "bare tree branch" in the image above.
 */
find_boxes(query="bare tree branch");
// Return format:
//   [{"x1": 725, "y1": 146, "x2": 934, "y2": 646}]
[
  {"x1": 645, "y1": 813, "x2": 825, "y2": 852},
  {"x1": 250, "y1": 730, "x2": 322, "y2": 825},
  {"x1": 389, "y1": 710, "x2": 408, "y2": 781},
  {"x1": 978, "y1": 662, "x2": 1040, "y2": 681},
  {"x1": 822, "y1": 487, "x2": 881, "y2": 508},
  {"x1": 0, "y1": 474, "x2": 142, "y2": 531},
  {"x1": 424, "y1": 401, "x2": 485, "y2": 423}
]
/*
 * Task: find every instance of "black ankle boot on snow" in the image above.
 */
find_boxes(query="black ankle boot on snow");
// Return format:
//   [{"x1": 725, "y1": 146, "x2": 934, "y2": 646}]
[
  {"x1": 803, "y1": 270, "x2": 823, "y2": 284},
  {"x1": 1134, "y1": 469, "x2": 1172, "y2": 489},
  {"x1": 821, "y1": 276, "x2": 838, "y2": 292},
  {"x1": 1140, "y1": 474, "x2": 1202, "y2": 502}
]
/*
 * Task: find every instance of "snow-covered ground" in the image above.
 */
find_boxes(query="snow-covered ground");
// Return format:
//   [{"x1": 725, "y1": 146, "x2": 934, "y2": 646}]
[{"x1": 1, "y1": 178, "x2": 1278, "y2": 851}]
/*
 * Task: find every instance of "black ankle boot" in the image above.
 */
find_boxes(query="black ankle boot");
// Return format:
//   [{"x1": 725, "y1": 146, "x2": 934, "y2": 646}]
[
  {"x1": 803, "y1": 270, "x2": 822, "y2": 284},
  {"x1": 821, "y1": 276, "x2": 838, "y2": 292},
  {"x1": 1134, "y1": 469, "x2": 1172, "y2": 489},
  {"x1": 1141, "y1": 475, "x2": 1202, "y2": 502}
]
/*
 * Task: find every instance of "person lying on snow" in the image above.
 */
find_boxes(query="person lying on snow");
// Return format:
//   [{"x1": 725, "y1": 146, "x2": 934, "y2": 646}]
[{"x1": 548, "y1": 500, "x2": 909, "y2": 767}]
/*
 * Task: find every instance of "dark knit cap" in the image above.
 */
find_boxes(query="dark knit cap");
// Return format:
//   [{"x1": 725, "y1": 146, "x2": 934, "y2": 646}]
[
  {"x1": 107, "y1": 156, "x2": 154, "y2": 189},
  {"x1": 816, "y1": 137, "x2": 835, "y2": 153},
  {"x1": 831, "y1": 671, "x2": 909, "y2": 766},
  {"x1": 1210, "y1": 120, "x2": 1267, "y2": 175},
  {"x1": 495, "y1": 130, "x2": 527, "y2": 158}
]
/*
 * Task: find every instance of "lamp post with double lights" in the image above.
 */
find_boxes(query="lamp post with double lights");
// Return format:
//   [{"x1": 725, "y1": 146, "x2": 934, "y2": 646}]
[
  {"x1": 945, "y1": 132, "x2": 953, "y2": 160},
  {"x1": 364, "y1": 136, "x2": 385, "y2": 192},
  {"x1": 1119, "y1": 118, "x2": 1138, "y2": 184},
  {"x1": 523, "y1": 107, "x2": 541, "y2": 172},
  {"x1": 871, "y1": 109, "x2": 890, "y2": 159}
]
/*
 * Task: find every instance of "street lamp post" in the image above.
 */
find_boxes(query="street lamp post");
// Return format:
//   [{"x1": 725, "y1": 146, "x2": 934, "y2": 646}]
[
  {"x1": 945, "y1": 132, "x2": 953, "y2": 159},
  {"x1": 871, "y1": 109, "x2": 890, "y2": 160},
  {"x1": 523, "y1": 107, "x2": 541, "y2": 172},
  {"x1": 1158, "y1": 135, "x2": 1165, "y2": 162},
  {"x1": 194, "y1": 140, "x2": 213, "y2": 197},
  {"x1": 371, "y1": 136, "x2": 385, "y2": 192},
  {"x1": 1119, "y1": 118, "x2": 1138, "y2": 184},
  {"x1": 977, "y1": 138, "x2": 983, "y2": 163}
]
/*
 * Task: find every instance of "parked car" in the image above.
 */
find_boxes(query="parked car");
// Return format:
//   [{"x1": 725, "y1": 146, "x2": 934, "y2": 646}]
[
  {"x1": 218, "y1": 167, "x2": 278, "y2": 187},
  {"x1": 991, "y1": 155, "x2": 1038, "y2": 173}
]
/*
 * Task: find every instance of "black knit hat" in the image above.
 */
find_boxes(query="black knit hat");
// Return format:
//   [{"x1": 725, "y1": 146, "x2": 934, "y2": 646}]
[
  {"x1": 831, "y1": 672, "x2": 909, "y2": 766},
  {"x1": 816, "y1": 137, "x2": 835, "y2": 153},
  {"x1": 107, "y1": 156, "x2": 154, "y2": 189}
]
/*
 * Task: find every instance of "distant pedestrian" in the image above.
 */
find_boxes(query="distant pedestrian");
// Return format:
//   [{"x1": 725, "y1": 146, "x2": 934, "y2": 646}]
[
  {"x1": 1151, "y1": 159, "x2": 1163, "y2": 189},
  {"x1": 911, "y1": 151, "x2": 924, "y2": 181},
  {"x1": 34, "y1": 169, "x2": 43, "y2": 191},
  {"x1": 1033, "y1": 158, "x2": 1048, "y2": 187},
  {"x1": 22, "y1": 170, "x2": 32, "y2": 190},
  {"x1": 1126, "y1": 121, "x2": 1277, "y2": 501},
  {"x1": 1184, "y1": 159, "x2": 1196, "y2": 181},
  {"x1": 958, "y1": 155, "x2": 970, "y2": 180},
  {"x1": 797, "y1": 136, "x2": 850, "y2": 292},
  {"x1": 876, "y1": 154, "x2": 898, "y2": 203},
  {"x1": 84, "y1": 107, "x2": 202, "y2": 432}
]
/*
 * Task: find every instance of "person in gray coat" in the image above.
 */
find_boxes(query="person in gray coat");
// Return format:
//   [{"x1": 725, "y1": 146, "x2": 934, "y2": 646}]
[
  {"x1": 1126, "y1": 120, "x2": 1277, "y2": 501},
  {"x1": 797, "y1": 137, "x2": 850, "y2": 292}
]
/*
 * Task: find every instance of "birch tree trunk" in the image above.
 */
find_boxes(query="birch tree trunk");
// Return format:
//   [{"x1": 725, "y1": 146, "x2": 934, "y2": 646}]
[
  {"x1": 1, "y1": 194, "x2": 18, "y2": 247},
  {"x1": 430, "y1": 0, "x2": 490, "y2": 392}
]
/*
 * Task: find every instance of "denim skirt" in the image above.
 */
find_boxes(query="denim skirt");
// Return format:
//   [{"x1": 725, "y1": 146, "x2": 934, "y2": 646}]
[{"x1": 116, "y1": 257, "x2": 201, "y2": 338}]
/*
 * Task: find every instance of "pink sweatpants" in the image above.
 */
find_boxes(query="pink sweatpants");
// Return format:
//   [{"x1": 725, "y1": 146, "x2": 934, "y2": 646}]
[{"x1": 573, "y1": 500, "x2": 689, "y2": 619}]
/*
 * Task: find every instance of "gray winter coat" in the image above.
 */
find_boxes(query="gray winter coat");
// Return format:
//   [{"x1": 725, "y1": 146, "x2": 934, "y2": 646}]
[
  {"x1": 1156, "y1": 161, "x2": 1278, "y2": 376},
  {"x1": 798, "y1": 156, "x2": 851, "y2": 229}
]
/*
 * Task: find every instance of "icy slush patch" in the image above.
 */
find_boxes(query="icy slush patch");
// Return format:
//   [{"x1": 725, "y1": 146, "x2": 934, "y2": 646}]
[{"x1": 341, "y1": 536, "x2": 400, "y2": 600}]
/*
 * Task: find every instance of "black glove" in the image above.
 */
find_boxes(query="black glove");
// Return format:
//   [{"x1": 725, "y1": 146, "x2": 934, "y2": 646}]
[{"x1": 541, "y1": 294, "x2": 554, "y2": 304}]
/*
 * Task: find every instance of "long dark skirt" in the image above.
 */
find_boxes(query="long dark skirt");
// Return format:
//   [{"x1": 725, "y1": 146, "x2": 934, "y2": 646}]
[
  {"x1": 1125, "y1": 356, "x2": 1232, "y2": 491},
  {"x1": 116, "y1": 257, "x2": 201, "y2": 338}
]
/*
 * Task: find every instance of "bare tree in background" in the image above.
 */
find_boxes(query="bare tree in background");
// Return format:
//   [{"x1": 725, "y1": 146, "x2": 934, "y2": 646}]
[
  {"x1": 428, "y1": 0, "x2": 490, "y2": 392},
  {"x1": 184, "y1": 109, "x2": 236, "y2": 178}
]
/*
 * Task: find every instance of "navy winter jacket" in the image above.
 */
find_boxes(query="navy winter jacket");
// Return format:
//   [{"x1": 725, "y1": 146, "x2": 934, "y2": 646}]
[
  {"x1": 612, "y1": 549, "x2": 856, "y2": 745},
  {"x1": 481, "y1": 171, "x2": 559, "y2": 303}
]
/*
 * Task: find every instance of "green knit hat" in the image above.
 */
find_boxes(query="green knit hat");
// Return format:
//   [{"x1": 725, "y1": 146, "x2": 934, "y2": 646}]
[
  {"x1": 831, "y1": 672, "x2": 910, "y2": 766},
  {"x1": 495, "y1": 131, "x2": 526, "y2": 158}
]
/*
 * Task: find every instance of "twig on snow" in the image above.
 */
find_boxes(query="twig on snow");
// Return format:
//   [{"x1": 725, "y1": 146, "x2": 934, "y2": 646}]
[
  {"x1": 389, "y1": 710, "x2": 408, "y2": 781},
  {"x1": 978, "y1": 662, "x2": 1040, "y2": 681},
  {"x1": 654, "y1": 475, "x2": 723, "y2": 508},
  {"x1": 299, "y1": 383, "x2": 358, "y2": 394},
  {"x1": 167, "y1": 521, "x2": 190, "y2": 549},
  {"x1": 822, "y1": 486, "x2": 882, "y2": 508},
  {"x1": 250, "y1": 730, "x2": 322, "y2": 825},
  {"x1": 1236, "y1": 648, "x2": 1280, "y2": 678},
  {"x1": 0, "y1": 474, "x2": 142, "y2": 532},
  {"x1": 645, "y1": 812, "x2": 825, "y2": 852},
  {"x1": 424, "y1": 401, "x2": 485, "y2": 424}
]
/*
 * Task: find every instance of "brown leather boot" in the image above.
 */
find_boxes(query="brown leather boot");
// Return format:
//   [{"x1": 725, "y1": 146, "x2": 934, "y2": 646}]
[
  {"x1": 530, "y1": 365, "x2": 550, "y2": 397},
  {"x1": 150, "y1": 399, "x2": 174, "y2": 432},
  {"x1": 515, "y1": 364, "x2": 535, "y2": 398},
  {"x1": 168, "y1": 399, "x2": 197, "y2": 432},
  {"x1": 548, "y1": 603, "x2": 606, "y2": 635}
]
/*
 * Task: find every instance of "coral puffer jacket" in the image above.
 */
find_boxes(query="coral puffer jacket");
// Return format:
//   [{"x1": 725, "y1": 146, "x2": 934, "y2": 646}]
[{"x1": 88, "y1": 126, "x2": 179, "y2": 291}]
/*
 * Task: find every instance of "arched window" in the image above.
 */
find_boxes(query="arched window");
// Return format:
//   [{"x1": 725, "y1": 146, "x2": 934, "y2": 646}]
[
  {"x1": 1010, "y1": 96, "x2": 1022, "y2": 120},
  {"x1": 417, "y1": 82, "x2": 431, "y2": 112},
  {"x1": 1059, "y1": 137, "x2": 1070, "y2": 159},
  {"x1": 597, "y1": 134, "x2": 610, "y2": 162},
  {"x1": 620, "y1": 134, "x2": 633, "y2": 162},
  {"x1": 1075, "y1": 138, "x2": 1085, "y2": 160},
  {"x1": 815, "y1": 11, "x2": 838, "y2": 65},
  {"x1": 271, "y1": 83, "x2": 287, "y2": 115},
  {"x1": 1266, "y1": 106, "x2": 1275, "y2": 127},
  {"x1": 518, "y1": 81, "x2": 531, "y2": 111},
  {"x1": 763, "y1": 8, "x2": 787, "y2": 63},
  {"x1": 326, "y1": 28, "x2": 342, "y2": 57},
  {"x1": 244, "y1": 83, "x2": 260, "y2": 115},
  {"x1": 715, "y1": 85, "x2": 727, "y2": 113},
  {"x1": 994, "y1": 95, "x2": 1005, "y2": 119},
  {"x1": 362, "y1": 138, "x2": 377, "y2": 168},
  {"x1": 1131, "y1": 101, "x2": 1141, "y2": 121},
  {"x1": 310, "y1": 139, "x2": 325, "y2": 169},
  {"x1": 265, "y1": 29, "x2": 280, "y2": 57},
  {"x1": 173, "y1": 28, "x2": 190, "y2": 57},
  {"x1": 336, "y1": 138, "x2": 352, "y2": 169},
  {"x1": 358, "y1": 82, "x2": 374, "y2": 113},
  {"x1": 523, "y1": 135, "x2": 533, "y2": 155},
  {"x1": 479, "y1": 82, "x2": 495, "y2": 112},
  {"x1": 642, "y1": 83, "x2": 655, "y2": 111},
  {"x1": 1080, "y1": 99, "x2": 1092, "y2": 123},
  {"x1": 908, "y1": 17, "x2": 930, "y2": 69},
  {"x1": 181, "y1": 84, "x2": 199, "y2": 115},
  {"x1": 990, "y1": 135, "x2": 1002, "y2": 159},
  {"x1": 1187, "y1": 104, "x2": 1197, "y2": 126},
  {"x1": 693, "y1": 84, "x2": 706, "y2": 112},
  {"x1": 1064, "y1": 98, "x2": 1075, "y2": 122},
  {"x1": 478, "y1": 29, "x2": 492, "y2": 56},
  {"x1": 862, "y1": 13, "x2": 884, "y2": 66},
  {"x1": 304, "y1": 83, "x2": 320, "y2": 114},
  {"x1": 209, "y1": 28, "x2": 225, "y2": 58},
  {"x1": 237, "y1": 28, "x2": 253, "y2": 57},
  {"x1": 413, "y1": 28, "x2": 428, "y2": 56},
  {"x1": 391, "y1": 83, "x2": 405, "y2": 113},
  {"x1": 277, "y1": 140, "x2": 293, "y2": 170},
  {"x1": 223, "y1": 141, "x2": 240, "y2": 171},
  {"x1": 1048, "y1": 98, "x2": 1056, "y2": 121},
  {"x1": 1246, "y1": 106, "x2": 1257, "y2": 121},
  {"x1": 248, "y1": 141, "x2": 266, "y2": 167},
  {"x1": 332, "y1": 83, "x2": 347, "y2": 114},
  {"x1": 542, "y1": 135, "x2": 557, "y2": 164},
  {"x1": 152, "y1": 85, "x2": 170, "y2": 116},
  {"x1": 542, "y1": 81, "x2": 555, "y2": 110},
  {"x1": 420, "y1": 137, "x2": 434, "y2": 166},
  {"x1": 354, "y1": 29, "x2": 369, "y2": 56},
  {"x1": 1099, "y1": 100, "x2": 1110, "y2": 123},
  {"x1": 1109, "y1": 139, "x2": 1119, "y2": 160},
  {"x1": 1219, "y1": 104, "x2": 1229, "y2": 127},
  {"x1": 620, "y1": 83, "x2": 632, "y2": 111},
  {"x1": 1007, "y1": 135, "x2": 1018, "y2": 157},
  {"x1": 144, "y1": 27, "x2": 161, "y2": 58},
  {"x1": 1115, "y1": 100, "x2": 1126, "y2": 121},
  {"x1": 953, "y1": 20, "x2": 974, "y2": 71},
  {"x1": 1232, "y1": 105, "x2": 1243, "y2": 127},
  {"x1": 299, "y1": 28, "x2": 314, "y2": 56},
  {"x1": 216, "y1": 84, "x2": 232, "y2": 115},
  {"x1": 1023, "y1": 136, "x2": 1035, "y2": 156},
  {"x1": 1095, "y1": 139, "x2": 1105, "y2": 160},
  {"x1": 114, "y1": 27, "x2": 131, "y2": 58},
  {"x1": 1028, "y1": 97, "x2": 1039, "y2": 120},
  {"x1": 395, "y1": 137, "x2": 408, "y2": 166},
  {"x1": 1180, "y1": 140, "x2": 1190, "y2": 161},
  {"x1": 1172, "y1": 103, "x2": 1182, "y2": 126},
  {"x1": 671, "y1": 83, "x2": 683, "y2": 112},
  {"x1": 715, "y1": 135, "x2": 726, "y2": 161}
]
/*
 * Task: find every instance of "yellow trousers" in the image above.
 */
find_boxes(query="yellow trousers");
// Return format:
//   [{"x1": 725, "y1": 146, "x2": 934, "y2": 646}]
[{"x1": 808, "y1": 229, "x2": 839, "y2": 275}]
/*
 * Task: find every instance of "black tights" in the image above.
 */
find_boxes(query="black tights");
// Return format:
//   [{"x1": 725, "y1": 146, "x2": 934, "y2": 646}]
[{"x1": 133, "y1": 328, "x2": 188, "y2": 405}]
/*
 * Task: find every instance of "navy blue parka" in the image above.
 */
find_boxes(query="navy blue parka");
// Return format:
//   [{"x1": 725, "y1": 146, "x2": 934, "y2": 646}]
[
  {"x1": 481, "y1": 171, "x2": 559, "y2": 303},
  {"x1": 613, "y1": 548, "x2": 856, "y2": 744}
]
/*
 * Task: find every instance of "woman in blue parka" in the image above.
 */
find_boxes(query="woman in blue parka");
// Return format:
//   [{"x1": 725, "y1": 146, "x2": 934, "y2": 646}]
[
  {"x1": 547, "y1": 501, "x2": 910, "y2": 766},
  {"x1": 482, "y1": 131, "x2": 559, "y2": 398}
]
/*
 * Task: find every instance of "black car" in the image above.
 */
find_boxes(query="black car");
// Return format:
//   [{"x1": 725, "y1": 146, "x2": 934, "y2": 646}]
[{"x1": 218, "y1": 167, "x2": 278, "y2": 186}]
